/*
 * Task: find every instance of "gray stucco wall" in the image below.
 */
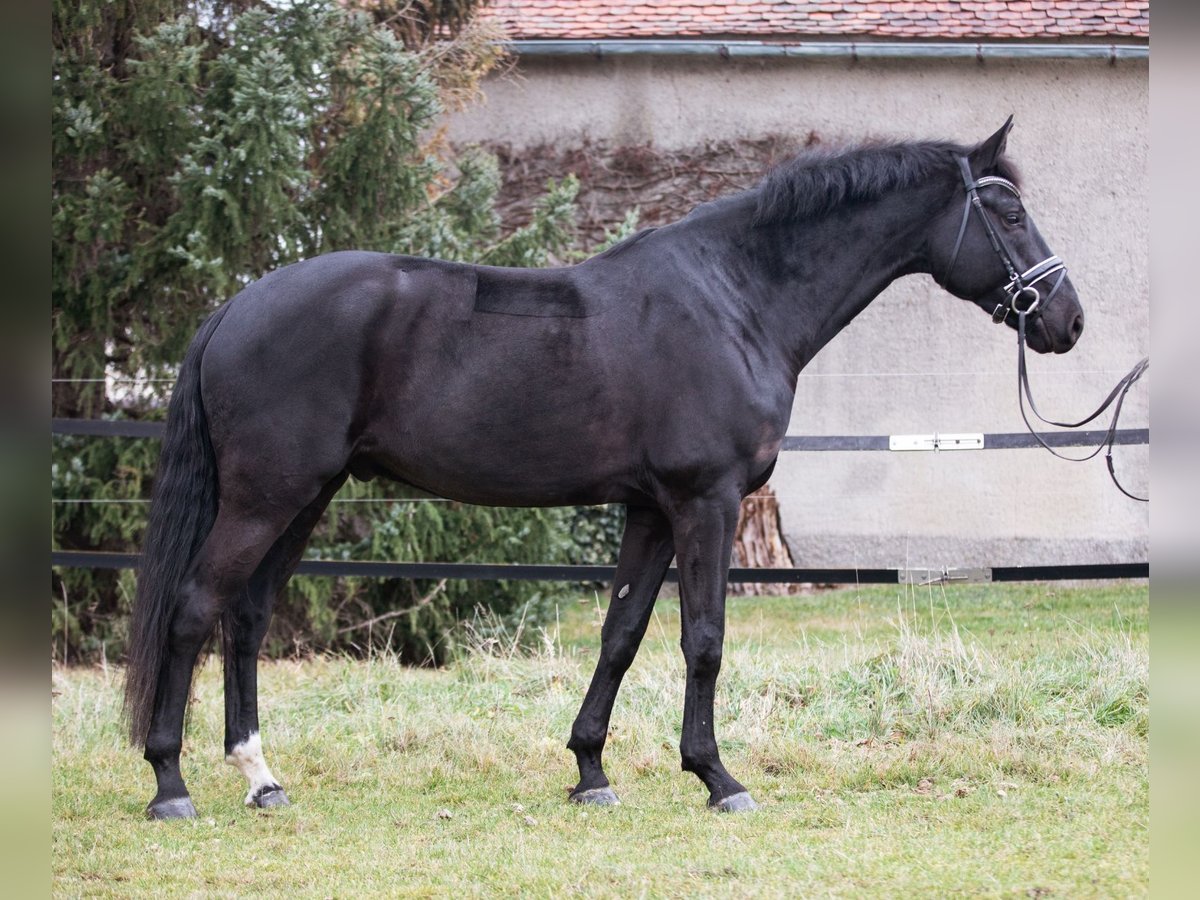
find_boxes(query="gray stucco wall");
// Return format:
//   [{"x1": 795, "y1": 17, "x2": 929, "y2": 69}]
[{"x1": 449, "y1": 54, "x2": 1149, "y2": 569}]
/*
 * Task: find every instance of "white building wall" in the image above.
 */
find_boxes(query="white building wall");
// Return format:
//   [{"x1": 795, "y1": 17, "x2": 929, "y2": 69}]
[{"x1": 449, "y1": 54, "x2": 1149, "y2": 568}]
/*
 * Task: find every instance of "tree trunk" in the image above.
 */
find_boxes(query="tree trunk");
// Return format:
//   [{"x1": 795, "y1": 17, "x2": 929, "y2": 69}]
[{"x1": 731, "y1": 484, "x2": 810, "y2": 596}]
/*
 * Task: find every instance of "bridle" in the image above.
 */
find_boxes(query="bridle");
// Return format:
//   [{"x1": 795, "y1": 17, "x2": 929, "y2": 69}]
[
  {"x1": 942, "y1": 156, "x2": 1067, "y2": 325},
  {"x1": 944, "y1": 156, "x2": 1149, "y2": 502}
]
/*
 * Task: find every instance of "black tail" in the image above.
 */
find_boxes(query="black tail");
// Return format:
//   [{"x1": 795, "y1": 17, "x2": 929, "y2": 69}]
[{"x1": 123, "y1": 305, "x2": 231, "y2": 747}]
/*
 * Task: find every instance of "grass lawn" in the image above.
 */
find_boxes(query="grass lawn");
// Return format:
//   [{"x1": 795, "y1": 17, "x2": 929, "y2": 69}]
[{"x1": 52, "y1": 582, "x2": 1148, "y2": 897}]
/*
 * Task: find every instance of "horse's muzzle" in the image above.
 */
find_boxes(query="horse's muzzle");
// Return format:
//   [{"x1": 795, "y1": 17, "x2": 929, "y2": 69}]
[{"x1": 1026, "y1": 306, "x2": 1084, "y2": 354}]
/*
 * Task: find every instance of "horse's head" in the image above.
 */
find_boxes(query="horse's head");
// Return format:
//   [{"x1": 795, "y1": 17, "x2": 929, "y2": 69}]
[{"x1": 930, "y1": 117, "x2": 1085, "y2": 354}]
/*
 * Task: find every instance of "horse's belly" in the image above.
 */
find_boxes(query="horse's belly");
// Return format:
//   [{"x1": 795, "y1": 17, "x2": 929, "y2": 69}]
[
  {"x1": 355, "y1": 307, "x2": 645, "y2": 505},
  {"x1": 351, "y1": 431, "x2": 638, "y2": 508},
  {"x1": 353, "y1": 371, "x2": 645, "y2": 507}
]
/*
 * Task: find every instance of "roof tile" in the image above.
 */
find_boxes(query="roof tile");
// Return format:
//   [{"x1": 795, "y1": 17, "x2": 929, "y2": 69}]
[{"x1": 486, "y1": 0, "x2": 1149, "y2": 40}]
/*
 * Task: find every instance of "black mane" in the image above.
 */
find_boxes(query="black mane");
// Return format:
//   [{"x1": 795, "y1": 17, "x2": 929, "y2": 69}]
[{"x1": 753, "y1": 139, "x2": 1021, "y2": 226}]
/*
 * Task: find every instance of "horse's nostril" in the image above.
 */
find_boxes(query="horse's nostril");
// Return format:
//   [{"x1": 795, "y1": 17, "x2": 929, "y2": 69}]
[{"x1": 1070, "y1": 313, "x2": 1085, "y2": 343}]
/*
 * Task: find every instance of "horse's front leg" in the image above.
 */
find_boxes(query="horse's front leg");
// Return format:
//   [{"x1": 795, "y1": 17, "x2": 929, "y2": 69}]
[
  {"x1": 568, "y1": 505, "x2": 675, "y2": 805},
  {"x1": 668, "y1": 491, "x2": 758, "y2": 812}
]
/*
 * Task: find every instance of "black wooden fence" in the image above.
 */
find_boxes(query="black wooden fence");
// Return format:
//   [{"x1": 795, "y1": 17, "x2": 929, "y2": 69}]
[{"x1": 51, "y1": 418, "x2": 1150, "y2": 585}]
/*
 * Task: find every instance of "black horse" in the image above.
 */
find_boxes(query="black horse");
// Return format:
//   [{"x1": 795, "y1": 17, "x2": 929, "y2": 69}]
[{"x1": 125, "y1": 119, "x2": 1084, "y2": 819}]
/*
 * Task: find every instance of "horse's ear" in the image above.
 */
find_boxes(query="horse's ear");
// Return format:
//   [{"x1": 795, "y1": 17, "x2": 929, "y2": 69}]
[{"x1": 969, "y1": 115, "x2": 1014, "y2": 174}]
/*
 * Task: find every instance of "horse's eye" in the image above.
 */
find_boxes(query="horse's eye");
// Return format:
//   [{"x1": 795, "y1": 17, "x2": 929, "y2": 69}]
[{"x1": 1003, "y1": 212, "x2": 1022, "y2": 226}]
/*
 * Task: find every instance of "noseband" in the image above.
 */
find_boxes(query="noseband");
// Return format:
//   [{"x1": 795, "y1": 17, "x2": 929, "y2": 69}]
[{"x1": 943, "y1": 156, "x2": 1067, "y2": 324}]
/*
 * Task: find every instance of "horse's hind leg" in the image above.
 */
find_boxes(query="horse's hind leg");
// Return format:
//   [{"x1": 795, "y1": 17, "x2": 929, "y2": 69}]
[
  {"x1": 223, "y1": 474, "x2": 347, "y2": 809},
  {"x1": 568, "y1": 506, "x2": 674, "y2": 805},
  {"x1": 143, "y1": 493, "x2": 325, "y2": 820}
]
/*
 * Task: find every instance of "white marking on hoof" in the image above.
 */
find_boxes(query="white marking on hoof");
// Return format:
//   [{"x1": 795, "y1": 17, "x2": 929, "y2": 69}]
[
  {"x1": 226, "y1": 732, "x2": 282, "y2": 807},
  {"x1": 617, "y1": 584, "x2": 630, "y2": 599}
]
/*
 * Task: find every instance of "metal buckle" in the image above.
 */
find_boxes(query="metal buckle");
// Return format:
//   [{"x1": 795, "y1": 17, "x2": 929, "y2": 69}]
[{"x1": 992, "y1": 303, "x2": 1008, "y2": 324}]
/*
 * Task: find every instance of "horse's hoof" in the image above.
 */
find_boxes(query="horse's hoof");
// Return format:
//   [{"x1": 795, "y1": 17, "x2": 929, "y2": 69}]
[
  {"x1": 709, "y1": 791, "x2": 759, "y2": 813},
  {"x1": 249, "y1": 785, "x2": 290, "y2": 809},
  {"x1": 569, "y1": 786, "x2": 621, "y2": 807},
  {"x1": 146, "y1": 796, "x2": 198, "y2": 820}
]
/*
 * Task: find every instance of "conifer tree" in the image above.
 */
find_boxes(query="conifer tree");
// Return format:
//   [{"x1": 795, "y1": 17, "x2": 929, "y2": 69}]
[{"x1": 52, "y1": 0, "x2": 600, "y2": 662}]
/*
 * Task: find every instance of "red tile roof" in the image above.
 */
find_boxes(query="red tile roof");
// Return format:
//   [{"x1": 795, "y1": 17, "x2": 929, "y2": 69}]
[{"x1": 486, "y1": 1, "x2": 1149, "y2": 41}]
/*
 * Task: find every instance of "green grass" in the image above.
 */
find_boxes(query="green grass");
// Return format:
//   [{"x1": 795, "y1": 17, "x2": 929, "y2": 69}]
[{"x1": 53, "y1": 582, "x2": 1148, "y2": 897}]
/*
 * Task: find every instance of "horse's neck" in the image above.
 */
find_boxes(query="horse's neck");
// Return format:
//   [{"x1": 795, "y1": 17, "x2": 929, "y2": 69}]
[{"x1": 742, "y1": 184, "x2": 941, "y2": 377}]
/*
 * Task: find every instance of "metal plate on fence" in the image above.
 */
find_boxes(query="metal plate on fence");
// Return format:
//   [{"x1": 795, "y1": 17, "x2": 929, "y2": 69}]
[
  {"x1": 899, "y1": 567, "x2": 993, "y2": 586},
  {"x1": 889, "y1": 433, "x2": 985, "y2": 452}
]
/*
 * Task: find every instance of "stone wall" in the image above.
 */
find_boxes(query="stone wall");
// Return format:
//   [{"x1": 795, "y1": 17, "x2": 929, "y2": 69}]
[{"x1": 449, "y1": 53, "x2": 1149, "y2": 569}]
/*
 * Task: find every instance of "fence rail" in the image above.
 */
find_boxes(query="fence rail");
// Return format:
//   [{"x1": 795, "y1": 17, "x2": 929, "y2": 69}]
[
  {"x1": 52, "y1": 418, "x2": 1150, "y2": 585},
  {"x1": 50, "y1": 551, "x2": 1147, "y2": 584},
  {"x1": 52, "y1": 417, "x2": 1149, "y2": 451}
]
